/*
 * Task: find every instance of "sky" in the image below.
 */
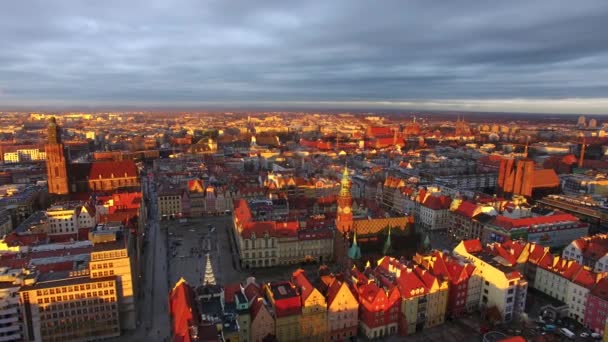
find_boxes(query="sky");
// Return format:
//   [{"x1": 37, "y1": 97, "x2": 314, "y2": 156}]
[{"x1": 1, "y1": 0, "x2": 608, "y2": 113}]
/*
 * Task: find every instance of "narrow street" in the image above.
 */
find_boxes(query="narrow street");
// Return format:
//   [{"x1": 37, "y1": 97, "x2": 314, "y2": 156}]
[{"x1": 114, "y1": 174, "x2": 170, "y2": 342}]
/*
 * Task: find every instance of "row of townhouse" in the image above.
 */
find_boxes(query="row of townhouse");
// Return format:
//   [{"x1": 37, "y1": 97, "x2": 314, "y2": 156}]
[
  {"x1": 170, "y1": 270, "x2": 359, "y2": 342},
  {"x1": 468, "y1": 236, "x2": 608, "y2": 335},
  {"x1": 171, "y1": 241, "x2": 538, "y2": 342},
  {"x1": 350, "y1": 255, "x2": 454, "y2": 339},
  {"x1": 378, "y1": 177, "x2": 453, "y2": 231},
  {"x1": 157, "y1": 180, "x2": 236, "y2": 219}
]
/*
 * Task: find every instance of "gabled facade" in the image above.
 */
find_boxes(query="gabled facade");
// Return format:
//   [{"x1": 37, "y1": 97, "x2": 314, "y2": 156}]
[
  {"x1": 415, "y1": 251, "x2": 479, "y2": 317},
  {"x1": 250, "y1": 297, "x2": 275, "y2": 342},
  {"x1": 325, "y1": 279, "x2": 358, "y2": 341},
  {"x1": 354, "y1": 281, "x2": 401, "y2": 339},
  {"x1": 292, "y1": 269, "x2": 327, "y2": 341}
]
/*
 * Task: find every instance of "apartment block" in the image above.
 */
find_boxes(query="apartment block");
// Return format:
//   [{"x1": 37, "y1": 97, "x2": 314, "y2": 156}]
[{"x1": 454, "y1": 240, "x2": 527, "y2": 322}]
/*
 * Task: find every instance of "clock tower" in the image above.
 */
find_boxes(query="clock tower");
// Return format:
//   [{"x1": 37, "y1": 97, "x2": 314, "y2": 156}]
[{"x1": 336, "y1": 166, "x2": 353, "y2": 233}]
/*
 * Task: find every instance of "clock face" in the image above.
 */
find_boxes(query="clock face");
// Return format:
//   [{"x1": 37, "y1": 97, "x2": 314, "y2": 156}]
[{"x1": 343, "y1": 206, "x2": 351, "y2": 214}]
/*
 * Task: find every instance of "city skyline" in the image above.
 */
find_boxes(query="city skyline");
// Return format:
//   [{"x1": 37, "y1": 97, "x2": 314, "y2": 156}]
[{"x1": 1, "y1": 0, "x2": 608, "y2": 113}]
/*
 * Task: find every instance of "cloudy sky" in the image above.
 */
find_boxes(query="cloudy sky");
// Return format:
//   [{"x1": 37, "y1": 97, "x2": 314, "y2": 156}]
[{"x1": 1, "y1": 0, "x2": 608, "y2": 113}]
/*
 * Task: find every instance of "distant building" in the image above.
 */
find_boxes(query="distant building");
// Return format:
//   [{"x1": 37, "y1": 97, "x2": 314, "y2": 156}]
[
  {"x1": 44, "y1": 117, "x2": 69, "y2": 195},
  {"x1": 481, "y1": 212, "x2": 588, "y2": 248},
  {"x1": 497, "y1": 158, "x2": 560, "y2": 198},
  {"x1": 44, "y1": 117, "x2": 141, "y2": 195},
  {"x1": 578, "y1": 115, "x2": 587, "y2": 127},
  {"x1": 46, "y1": 201, "x2": 96, "y2": 236}
]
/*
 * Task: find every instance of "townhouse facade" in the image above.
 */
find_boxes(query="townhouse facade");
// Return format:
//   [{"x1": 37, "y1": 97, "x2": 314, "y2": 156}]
[{"x1": 325, "y1": 279, "x2": 358, "y2": 341}]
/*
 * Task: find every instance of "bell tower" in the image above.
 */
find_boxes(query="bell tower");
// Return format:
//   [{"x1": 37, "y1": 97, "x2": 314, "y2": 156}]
[
  {"x1": 336, "y1": 165, "x2": 353, "y2": 233},
  {"x1": 45, "y1": 117, "x2": 69, "y2": 195}
]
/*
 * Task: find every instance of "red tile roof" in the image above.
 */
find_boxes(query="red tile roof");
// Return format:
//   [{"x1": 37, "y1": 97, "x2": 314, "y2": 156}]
[
  {"x1": 572, "y1": 267, "x2": 597, "y2": 289},
  {"x1": 170, "y1": 278, "x2": 197, "y2": 342},
  {"x1": 397, "y1": 269, "x2": 427, "y2": 299},
  {"x1": 591, "y1": 278, "x2": 608, "y2": 301},
  {"x1": 532, "y1": 169, "x2": 560, "y2": 188},
  {"x1": 421, "y1": 194, "x2": 452, "y2": 210},
  {"x1": 493, "y1": 213, "x2": 579, "y2": 230},
  {"x1": 462, "y1": 239, "x2": 483, "y2": 253},
  {"x1": 223, "y1": 283, "x2": 242, "y2": 304},
  {"x1": 269, "y1": 282, "x2": 301, "y2": 317},
  {"x1": 454, "y1": 201, "x2": 479, "y2": 218},
  {"x1": 292, "y1": 269, "x2": 315, "y2": 303},
  {"x1": 244, "y1": 282, "x2": 262, "y2": 302},
  {"x1": 250, "y1": 297, "x2": 269, "y2": 321},
  {"x1": 89, "y1": 160, "x2": 138, "y2": 179},
  {"x1": 241, "y1": 221, "x2": 276, "y2": 239}
]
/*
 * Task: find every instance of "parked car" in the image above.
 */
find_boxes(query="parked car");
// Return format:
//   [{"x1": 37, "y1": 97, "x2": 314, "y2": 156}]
[{"x1": 580, "y1": 332, "x2": 590, "y2": 338}]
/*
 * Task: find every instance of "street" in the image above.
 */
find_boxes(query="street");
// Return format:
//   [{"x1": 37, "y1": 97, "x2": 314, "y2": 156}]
[{"x1": 112, "y1": 174, "x2": 170, "y2": 342}]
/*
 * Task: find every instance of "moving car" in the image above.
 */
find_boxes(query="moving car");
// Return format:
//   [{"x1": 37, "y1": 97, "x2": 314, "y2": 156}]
[{"x1": 559, "y1": 327, "x2": 575, "y2": 339}]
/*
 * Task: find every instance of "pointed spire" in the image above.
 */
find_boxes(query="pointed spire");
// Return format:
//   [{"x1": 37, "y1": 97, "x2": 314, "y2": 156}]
[
  {"x1": 383, "y1": 226, "x2": 392, "y2": 255},
  {"x1": 340, "y1": 164, "x2": 351, "y2": 197},
  {"x1": 203, "y1": 253, "x2": 216, "y2": 285},
  {"x1": 348, "y1": 229, "x2": 361, "y2": 260},
  {"x1": 423, "y1": 233, "x2": 431, "y2": 252}
]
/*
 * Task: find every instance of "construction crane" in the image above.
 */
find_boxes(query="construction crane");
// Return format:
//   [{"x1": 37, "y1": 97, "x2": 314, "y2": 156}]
[{"x1": 579, "y1": 136, "x2": 587, "y2": 169}]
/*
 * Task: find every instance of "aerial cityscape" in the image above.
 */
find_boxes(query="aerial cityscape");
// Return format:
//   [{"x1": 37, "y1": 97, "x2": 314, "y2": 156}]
[{"x1": 2, "y1": 1, "x2": 608, "y2": 342}]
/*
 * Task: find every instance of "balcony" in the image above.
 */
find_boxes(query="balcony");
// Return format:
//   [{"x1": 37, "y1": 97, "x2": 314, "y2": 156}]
[
  {"x1": 0, "y1": 315, "x2": 18, "y2": 325},
  {"x1": 0, "y1": 332, "x2": 21, "y2": 342}
]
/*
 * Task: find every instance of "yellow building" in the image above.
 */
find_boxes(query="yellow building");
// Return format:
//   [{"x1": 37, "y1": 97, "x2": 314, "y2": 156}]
[
  {"x1": 292, "y1": 270, "x2": 327, "y2": 341},
  {"x1": 19, "y1": 270, "x2": 120, "y2": 342},
  {"x1": 325, "y1": 277, "x2": 358, "y2": 341},
  {"x1": 90, "y1": 240, "x2": 136, "y2": 330},
  {"x1": 375, "y1": 256, "x2": 449, "y2": 335},
  {"x1": 454, "y1": 240, "x2": 528, "y2": 322},
  {"x1": 264, "y1": 281, "x2": 301, "y2": 341}
]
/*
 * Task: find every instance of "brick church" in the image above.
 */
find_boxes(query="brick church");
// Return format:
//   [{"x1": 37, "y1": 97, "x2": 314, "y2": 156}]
[{"x1": 44, "y1": 117, "x2": 140, "y2": 196}]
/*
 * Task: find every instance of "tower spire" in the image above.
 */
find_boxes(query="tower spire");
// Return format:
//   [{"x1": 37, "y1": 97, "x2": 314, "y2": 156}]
[
  {"x1": 383, "y1": 226, "x2": 392, "y2": 255},
  {"x1": 203, "y1": 253, "x2": 216, "y2": 285},
  {"x1": 347, "y1": 228, "x2": 361, "y2": 260},
  {"x1": 340, "y1": 164, "x2": 350, "y2": 197}
]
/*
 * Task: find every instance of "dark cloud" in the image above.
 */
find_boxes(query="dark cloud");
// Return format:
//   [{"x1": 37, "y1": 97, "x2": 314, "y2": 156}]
[{"x1": 1, "y1": 0, "x2": 608, "y2": 112}]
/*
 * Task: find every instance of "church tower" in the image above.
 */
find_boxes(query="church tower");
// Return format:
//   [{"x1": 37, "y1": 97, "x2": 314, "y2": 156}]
[
  {"x1": 336, "y1": 166, "x2": 353, "y2": 233},
  {"x1": 45, "y1": 117, "x2": 69, "y2": 195}
]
